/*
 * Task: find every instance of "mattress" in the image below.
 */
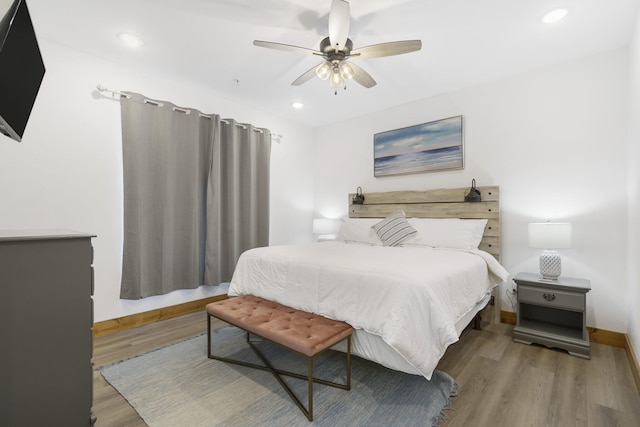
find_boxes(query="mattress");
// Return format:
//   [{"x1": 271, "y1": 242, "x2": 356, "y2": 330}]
[{"x1": 228, "y1": 241, "x2": 508, "y2": 379}]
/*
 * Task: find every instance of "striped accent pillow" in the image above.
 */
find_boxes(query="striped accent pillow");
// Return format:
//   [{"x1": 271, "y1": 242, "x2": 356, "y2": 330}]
[{"x1": 372, "y1": 210, "x2": 417, "y2": 247}]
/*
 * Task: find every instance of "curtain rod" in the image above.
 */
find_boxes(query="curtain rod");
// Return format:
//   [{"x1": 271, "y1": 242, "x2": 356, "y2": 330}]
[
  {"x1": 96, "y1": 84, "x2": 282, "y2": 142},
  {"x1": 96, "y1": 84, "x2": 131, "y2": 99}
]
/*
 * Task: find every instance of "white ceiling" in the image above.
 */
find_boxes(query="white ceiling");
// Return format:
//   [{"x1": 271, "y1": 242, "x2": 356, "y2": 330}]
[{"x1": 26, "y1": 0, "x2": 640, "y2": 127}]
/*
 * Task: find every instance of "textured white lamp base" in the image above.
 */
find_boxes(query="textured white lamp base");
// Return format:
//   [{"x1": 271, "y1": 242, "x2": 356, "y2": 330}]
[{"x1": 539, "y1": 250, "x2": 561, "y2": 280}]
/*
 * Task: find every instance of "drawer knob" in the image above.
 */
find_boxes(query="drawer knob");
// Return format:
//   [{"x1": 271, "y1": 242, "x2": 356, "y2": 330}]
[{"x1": 543, "y1": 293, "x2": 556, "y2": 302}]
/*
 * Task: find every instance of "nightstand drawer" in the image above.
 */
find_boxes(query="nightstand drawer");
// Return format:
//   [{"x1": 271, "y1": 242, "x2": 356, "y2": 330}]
[{"x1": 518, "y1": 286, "x2": 584, "y2": 311}]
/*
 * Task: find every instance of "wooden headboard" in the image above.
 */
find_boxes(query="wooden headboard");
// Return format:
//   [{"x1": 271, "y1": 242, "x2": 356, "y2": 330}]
[{"x1": 348, "y1": 186, "x2": 500, "y2": 260}]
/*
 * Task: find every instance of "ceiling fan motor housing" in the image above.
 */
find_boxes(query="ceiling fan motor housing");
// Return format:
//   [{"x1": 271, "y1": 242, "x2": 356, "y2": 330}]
[{"x1": 320, "y1": 36, "x2": 353, "y2": 57}]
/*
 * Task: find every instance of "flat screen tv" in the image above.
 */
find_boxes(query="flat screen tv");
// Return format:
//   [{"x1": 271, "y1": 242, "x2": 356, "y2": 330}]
[{"x1": 0, "y1": 0, "x2": 45, "y2": 142}]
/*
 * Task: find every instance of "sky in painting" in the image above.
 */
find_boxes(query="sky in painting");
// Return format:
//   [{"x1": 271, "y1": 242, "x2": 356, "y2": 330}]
[{"x1": 374, "y1": 116, "x2": 463, "y2": 159}]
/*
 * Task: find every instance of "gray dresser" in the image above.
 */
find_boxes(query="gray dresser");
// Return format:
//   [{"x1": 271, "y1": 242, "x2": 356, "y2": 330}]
[
  {"x1": 0, "y1": 230, "x2": 96, "y2": 426},
  {"x1": 513, "y1": 272, "x2": 591, "y2": 359}
]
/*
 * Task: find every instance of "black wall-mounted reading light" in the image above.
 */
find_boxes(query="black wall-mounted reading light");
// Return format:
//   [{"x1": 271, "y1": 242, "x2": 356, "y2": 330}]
[
  {"x1": 352, "y1": 186, "x2": 365, "y2": 204},
  {"x1": 464, "y1": 179, "x2": 482, "y2": 202}
]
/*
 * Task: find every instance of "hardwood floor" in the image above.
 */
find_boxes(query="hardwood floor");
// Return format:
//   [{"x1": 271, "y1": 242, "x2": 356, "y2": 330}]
[
  {"x1": 437, "y1": 309, "x2": 640, "y2": 427},
  {"x1": 93, "y1": 311, "x2": 215, "y2": 427},
  {"x1": 93, "y1": 308, "x2": 640, "y2": 426}
]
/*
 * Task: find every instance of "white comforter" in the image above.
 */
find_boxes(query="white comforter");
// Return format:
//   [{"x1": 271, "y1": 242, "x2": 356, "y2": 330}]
[{"x1": 228, "y1": 241, "x2": 509, "y2": 379}]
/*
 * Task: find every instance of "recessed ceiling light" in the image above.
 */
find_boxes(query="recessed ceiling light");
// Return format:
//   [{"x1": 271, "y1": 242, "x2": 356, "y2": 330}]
[
  {"x1": 118, "y1": 33, "x2": 143, "y2": 48},
  {"x1": 541, "y1": 8, "x2": 568, "y2": 24},
  {"x1": 292, "y1": 102, "x2": 304, "y2": 109}
]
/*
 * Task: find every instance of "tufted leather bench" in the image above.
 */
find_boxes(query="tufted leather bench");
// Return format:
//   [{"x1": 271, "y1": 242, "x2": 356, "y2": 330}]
[{"x1": 206, "y1": 294, "x2": 353, "y2": 421}]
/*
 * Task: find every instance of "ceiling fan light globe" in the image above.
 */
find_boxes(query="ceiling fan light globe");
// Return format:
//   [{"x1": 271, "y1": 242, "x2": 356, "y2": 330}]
[
  {"x1": 339, "y1": 61, "x2": 355, "y2": 80},
  {"x1": 315, "y1": 62, "x2": 332, "y2": 80},
  {"x1": 330, "y1": 70, "x2": 344, "y2": 88}
]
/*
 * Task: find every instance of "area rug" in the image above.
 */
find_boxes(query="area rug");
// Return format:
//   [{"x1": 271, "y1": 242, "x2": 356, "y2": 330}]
[{"x1": 100, "y1": 327, "x2": 459, "y2": 426}]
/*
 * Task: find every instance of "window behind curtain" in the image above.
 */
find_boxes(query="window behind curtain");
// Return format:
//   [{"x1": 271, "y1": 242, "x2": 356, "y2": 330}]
[{"x1": 119, "y1": 93, "x2": 270, "y2": 299}]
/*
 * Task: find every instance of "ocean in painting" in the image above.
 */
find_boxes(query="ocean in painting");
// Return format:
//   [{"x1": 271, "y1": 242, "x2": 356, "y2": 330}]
[{"x1": 374, "y1": 145, "x2": 463, "y2": 176}]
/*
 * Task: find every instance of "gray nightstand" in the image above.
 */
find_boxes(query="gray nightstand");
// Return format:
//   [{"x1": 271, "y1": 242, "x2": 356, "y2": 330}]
[{"x1": 513, "y1": 272, "x2": 591, "y2": 359}]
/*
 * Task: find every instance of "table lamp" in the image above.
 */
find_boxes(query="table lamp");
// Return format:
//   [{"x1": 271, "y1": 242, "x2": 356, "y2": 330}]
[
  {"x1": 528, "y1": 222, "x2": 572, "y2": 280},
  {"x1": 313, "y1": 218, "x2": 340, "y2": 241}
]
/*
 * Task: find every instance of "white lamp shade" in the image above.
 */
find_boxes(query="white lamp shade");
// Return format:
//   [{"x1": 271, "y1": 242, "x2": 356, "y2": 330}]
[
  {"x1": 313, "y1": 218, "x2": 340, "y2": 235},
  {"x1": 528, "y1": 222, "x2": 572, "y2": 249}
]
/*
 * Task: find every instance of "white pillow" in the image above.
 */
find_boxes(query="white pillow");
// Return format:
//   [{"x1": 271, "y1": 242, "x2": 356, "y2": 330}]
[
  {"x1": 372, "y1": 210, "x2": 417, "y2": 247},
  {"x1": 336, "y1": 218, "x2": 382, "y2": 245},
  {"x1": 401, "y1": 218, "x2": 488, "y2": 250}
]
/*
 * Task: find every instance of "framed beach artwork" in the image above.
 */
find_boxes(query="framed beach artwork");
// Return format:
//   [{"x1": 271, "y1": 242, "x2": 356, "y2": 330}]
[{"x1": 374, "y1": 115, "x2": 464, "y2": 177}]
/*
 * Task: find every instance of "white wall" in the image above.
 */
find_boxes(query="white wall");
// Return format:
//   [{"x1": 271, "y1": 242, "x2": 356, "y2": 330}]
[
  {"x1": 628, "y1": 11, "x2": 640, "y2": 360},
  {"x1": 0, "y1": 40, "x2": 316, "y2": 322},
  {"x1": 314, "y1": 49, "x2": 629, "y2": 332}
]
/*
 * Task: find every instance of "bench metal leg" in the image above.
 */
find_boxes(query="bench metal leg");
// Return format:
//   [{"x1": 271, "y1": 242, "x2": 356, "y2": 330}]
[{"x1": 207, "y1": 313, "x2": 351, "y2": 421}]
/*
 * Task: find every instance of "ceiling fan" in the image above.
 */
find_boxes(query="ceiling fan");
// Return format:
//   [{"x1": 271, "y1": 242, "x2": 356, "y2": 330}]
[{"x1": 253, "y1": 0, "x2": 422, "y2": 94}]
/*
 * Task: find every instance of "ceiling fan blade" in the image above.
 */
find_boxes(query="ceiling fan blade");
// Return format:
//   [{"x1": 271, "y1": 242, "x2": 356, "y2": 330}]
[
  {"x1": 351, "y1": 40, "x2": 422, "y2": 59},
  {"x1": 347, "y1": 62, "x2": 376, "y2": 88},
  {"x1": 253, "y1": 40, "x2": 322, "y2": 56},
  {"x1": 291, "y1": 63, "x2": 324, "y2": 86},
  {"x1": 328, "y1": 0, "x2": 350, "y2": 51}
]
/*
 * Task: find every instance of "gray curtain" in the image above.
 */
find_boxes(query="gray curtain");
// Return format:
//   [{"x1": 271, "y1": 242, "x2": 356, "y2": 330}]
[
  {"x1": 204, "y1": 118, "x2": 271, "y2": 285},
  {"x1": 119, "y1": 93, "x2": 270, "y2": 299}
]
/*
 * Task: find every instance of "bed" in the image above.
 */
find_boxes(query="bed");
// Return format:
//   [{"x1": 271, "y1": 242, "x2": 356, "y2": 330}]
[{"x1": 228, "y1": 186, "x2": 509, "y2": 380}]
